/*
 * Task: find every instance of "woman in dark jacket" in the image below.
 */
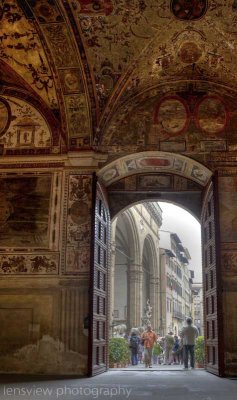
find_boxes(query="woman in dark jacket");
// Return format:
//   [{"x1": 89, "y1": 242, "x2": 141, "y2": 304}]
[{"x1": 129, "y1": 331, "x2": 140, "y2": 365}]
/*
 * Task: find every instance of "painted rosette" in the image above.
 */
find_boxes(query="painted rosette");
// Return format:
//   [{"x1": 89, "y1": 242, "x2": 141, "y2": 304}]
[
  {"x1": 154, "y1": 96, "x2": 189, "y2": 136},
  {"x1": 171, "y1": 0, "x2": 208, "y2": 21},
  {"x1": 196, "y1": 96, "x2": 228, "y2": 135}
]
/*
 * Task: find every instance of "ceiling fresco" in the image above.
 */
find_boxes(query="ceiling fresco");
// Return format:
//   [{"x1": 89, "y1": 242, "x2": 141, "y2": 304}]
[
  {"x1": 0, "y1": 0, "x2": 57, "y2": 108},
  {"x1": 0, "y1": 0, "x2": 93, "y2": 151},
  {"x1": 71, "y1": 1, "x2": 237, "y2": 132},
  {"x1": 2, "y1": 0, "x2": 237, "y2": 154}
]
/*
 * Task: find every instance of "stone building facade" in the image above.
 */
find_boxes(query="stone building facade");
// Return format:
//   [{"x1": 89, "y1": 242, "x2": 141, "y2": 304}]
[
  {"x1": 1, "y1": 0, "x2": 237, "y2": 378},
  {"x1": 192, "y1": 283, "x2": 204, "y2": 336},
  {"x1": 160, "y1": 233, "x2": 193, "y2": 336}
]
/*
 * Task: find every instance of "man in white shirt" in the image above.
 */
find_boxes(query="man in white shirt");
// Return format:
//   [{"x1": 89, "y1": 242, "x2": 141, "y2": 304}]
[{"x1": 180, "y1": 317, "x2": 199, "y2": 369}]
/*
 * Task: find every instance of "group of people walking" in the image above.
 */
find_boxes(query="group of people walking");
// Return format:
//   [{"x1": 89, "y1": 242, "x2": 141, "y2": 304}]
[{"x1": 128, "y1": 317, "x2": 199, "y2": 369}]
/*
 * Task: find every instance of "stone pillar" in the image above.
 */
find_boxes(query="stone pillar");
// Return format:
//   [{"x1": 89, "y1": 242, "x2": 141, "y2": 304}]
[
  {"x1": 128, "y1": 264, "x2": 143, "y2": 329},
  {"x1": 150, "y1": 276, "x2": 160, "y2": 332}
]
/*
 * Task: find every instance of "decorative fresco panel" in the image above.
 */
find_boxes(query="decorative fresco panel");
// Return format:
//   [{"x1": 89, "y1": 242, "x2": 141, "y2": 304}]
[
  {"x1": 99, "y1": 166, "x2": 119, "y2": 185},
  {"x1": 76, "y1": 0, "x2": 113, "y2": 15},
  {"x1": 221, "y1": 251, "x2": 237, "y2": 276},
  {"x1": 65, "y1": 94, "x2": 90, "y2": 140},
  {"x1": 59, "y1": 69, "x2": 84, "y2": 94},
  {"x1": 190, "y1": 165, "x2": 210, "y2": 185},
  {"x1": 26, "y1": 0, "x2": 64, "y2": 23},
  {"x1": 108, "y1": 172, "x2": 202, "y2": 193},
  {"x1": 49, "y1": 172, "x2": 62, "y2": 251},
  {"x1": 133, "y1": 157, "x2": 171, "y2": 169},
  {"x1": 0, "y1": 253, "x2": 59, "y2": 274},
  {"x1": 138, "y1": 174, "x2": 172, "y2": 190},
  {"x1": 43, "y1": 24, "x2": 78, "y2": 68},
  {"x1": 219, "y1": 177, "x2": 237, "y2": 242},
  {"x1": 64, "y1": 174, "x2": 93, "y2": 273},
  {"x1": 0, "y1": 175, "x2": 52, "y2": 248},
  {"x1": 0, "y1": 96, "x2": 52, "y2": 150},
  {"x1": 173, "y1": 175, "x2": 188, "y2": 191},
  {"x1": 66, "y1": 246, "x2": 90, "y2": 272},
  {"x1": 160, "y1": 141, "x2": 186, "y2": 152},
  {"x1": 200, "y1": 140, "x2": 227, "y2": 152}
]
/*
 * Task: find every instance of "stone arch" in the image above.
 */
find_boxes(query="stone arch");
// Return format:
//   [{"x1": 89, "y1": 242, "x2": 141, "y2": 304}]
[
  {"x1": 98, "y1": 151, "x2": 212, "y2": 188},
  {"x1": 142, "y1": 234, "x2": 157, "y2": 275},
  {"x1": 101, "y1": 152, "x2": 213, "y2": 221},
  {"x1": 141, "y1": 234, "x2": 160, "y2": 331}
]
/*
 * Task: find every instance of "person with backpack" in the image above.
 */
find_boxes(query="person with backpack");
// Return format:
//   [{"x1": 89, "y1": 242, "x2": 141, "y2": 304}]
[
  {"x1": 129, "y1": 331, "x2": 140, "y2": 365},
  {"x1": 172, "y1": 335, "x2": 181, "y2": 364}
]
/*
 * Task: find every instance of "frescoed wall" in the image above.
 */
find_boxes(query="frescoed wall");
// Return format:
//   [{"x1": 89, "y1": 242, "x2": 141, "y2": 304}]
[
  {"x1": 0, "y1": 170, "x2": 92, "y2": 374},
  {"x1": 1, "y1": 0, "x2": 237, "y2": 378}
]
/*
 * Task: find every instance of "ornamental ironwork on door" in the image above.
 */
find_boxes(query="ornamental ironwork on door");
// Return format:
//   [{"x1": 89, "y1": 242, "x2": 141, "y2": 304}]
[
  {"x1": 201, "y1": 174, "x2": 224, "y2": 376},
  {"x1": 88, "y1": 177, "x2": 110, "y2": 376}
]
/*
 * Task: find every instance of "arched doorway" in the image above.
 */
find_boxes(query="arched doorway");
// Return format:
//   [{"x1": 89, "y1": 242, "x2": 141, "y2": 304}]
[{"x1": 89, "y1": 152, "x2": 223, "y2": 377}]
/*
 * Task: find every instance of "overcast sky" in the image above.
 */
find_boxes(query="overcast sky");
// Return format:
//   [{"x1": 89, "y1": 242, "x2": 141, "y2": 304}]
[{"x1": 158, "y1": 202, "x2": 202, "y2": 283}]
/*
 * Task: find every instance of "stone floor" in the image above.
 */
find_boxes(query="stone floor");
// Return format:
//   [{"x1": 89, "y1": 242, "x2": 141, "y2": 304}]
[{"x1": 0, "y1": 370, "x2": 237, "y2": 400}]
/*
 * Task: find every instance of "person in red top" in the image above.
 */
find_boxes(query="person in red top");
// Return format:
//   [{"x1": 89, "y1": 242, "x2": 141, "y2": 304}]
[{"x1": 141, "y1": 325, "x2": 157, "y2": 368}]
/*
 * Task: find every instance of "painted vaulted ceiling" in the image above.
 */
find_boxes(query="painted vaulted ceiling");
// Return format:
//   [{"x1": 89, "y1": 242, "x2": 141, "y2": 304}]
[{"x1": 1, "y1": 0, "x2": 237, "y2": 157}]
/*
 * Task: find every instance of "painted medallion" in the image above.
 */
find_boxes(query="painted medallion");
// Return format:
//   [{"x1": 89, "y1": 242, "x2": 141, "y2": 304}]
[
  {"x1": 196, "y1": 96, "x2": 227, "y2": 135},
  {"x1": 155, "y1": 97, "x2": 189, "y2": 135}
]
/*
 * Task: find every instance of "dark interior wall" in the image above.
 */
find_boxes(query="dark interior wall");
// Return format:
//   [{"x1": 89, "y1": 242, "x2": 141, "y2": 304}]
[{"x1": 109, "y1": 191, "x2": 202, "y2": 221}]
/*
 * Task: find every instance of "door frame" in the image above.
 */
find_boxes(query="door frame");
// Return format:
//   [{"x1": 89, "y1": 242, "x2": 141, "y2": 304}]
[{"x1": 89, "y1": 152, "x2": 224, "y2": 376}]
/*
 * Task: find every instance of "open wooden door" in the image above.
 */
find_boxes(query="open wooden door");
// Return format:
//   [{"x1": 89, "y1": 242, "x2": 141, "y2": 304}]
[
  {"x1": 201, "y1": 174, "x2": 224, "y2": 376},
  {"x1": 88, "y1": 176, "x2": 111, "y2": 376}
]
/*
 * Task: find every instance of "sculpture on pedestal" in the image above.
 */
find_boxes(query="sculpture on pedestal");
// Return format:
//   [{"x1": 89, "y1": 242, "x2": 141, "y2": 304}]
[{"x1": 141, "y1": 299, "x2": 152, "y2": 327}]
